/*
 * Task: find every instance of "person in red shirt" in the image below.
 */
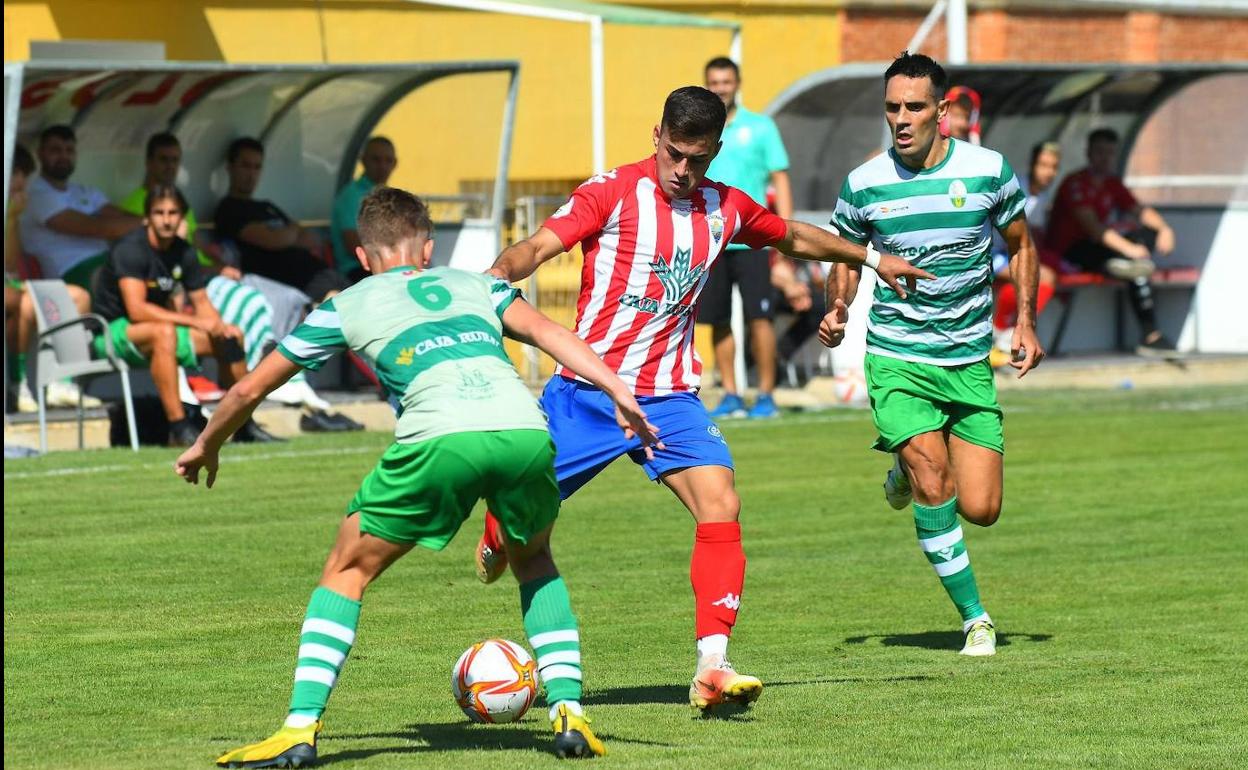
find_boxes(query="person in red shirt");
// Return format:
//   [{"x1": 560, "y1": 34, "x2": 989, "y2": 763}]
[
  {"x1": 475, "y1": 86, "x2": 931, "y2": 715},
  {"x1": 1048, "y1": 128, "x2": 1178, "y2": 356},
  {"x1": 941, "y1": 86, "x2": 982, "y2": 146}
]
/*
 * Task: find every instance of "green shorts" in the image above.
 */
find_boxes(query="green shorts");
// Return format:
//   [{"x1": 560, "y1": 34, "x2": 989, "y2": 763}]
[
  {"x1": 349, "y1": 429, "x2": 560, "y2": 550},
  {"x1": 865, "y1": 353, "x2": 1004, "y2": 455},
  {"x1": 91, "y1": 317, "x2": 198, "y2": 369}
]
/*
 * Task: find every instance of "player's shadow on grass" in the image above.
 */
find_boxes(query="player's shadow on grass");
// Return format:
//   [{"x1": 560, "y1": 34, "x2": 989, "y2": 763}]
[
  {"x1": 582, "y1": 683, "x2": 685, "y2": 706},
  {"x1": 582, "y1": 685, "x2": 760, "y2": 721},
  {"x1": 320, "y1": 722, "x2": 669, "y2": 763},
  {"x1": 584, "y1": 675, "x2": 936, "y2": 713},
  {"x1": 844, "y1": 631, "x2": 1053, "y2": 650}
]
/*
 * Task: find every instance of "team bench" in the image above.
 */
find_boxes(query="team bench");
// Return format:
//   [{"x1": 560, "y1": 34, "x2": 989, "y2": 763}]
[{"x1": 1047, "y1": 266, "x2": 1202, "y2": 356}]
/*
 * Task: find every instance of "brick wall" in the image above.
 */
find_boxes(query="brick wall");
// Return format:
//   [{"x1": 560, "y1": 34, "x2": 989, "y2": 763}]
[
  {"x1": 841, "y1": 8, "x2": 1248, "y2": 64},
  {"x1": 842, "y1": 10, "x2": 947, "y2": 62},
  {"x1": 1158, "y1": 14, "x2": 1248, "y2": 62},
  {"x1": 993, "y1": 12, "x2": 1127, "y2": 62}
]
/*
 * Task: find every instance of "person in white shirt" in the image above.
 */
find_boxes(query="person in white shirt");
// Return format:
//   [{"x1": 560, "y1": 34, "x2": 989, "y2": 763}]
[
  {"x1": 6, "y1": 142, "x2": 99, "y2": 412},
  {"x1": 19, "y1": 125, "x2": 141, "y2": 288}
]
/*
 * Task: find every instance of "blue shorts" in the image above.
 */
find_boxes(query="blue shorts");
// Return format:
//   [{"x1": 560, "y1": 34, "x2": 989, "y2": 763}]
[{"x1": 541, "y1": 376, "x2": 734, "y2": 499}]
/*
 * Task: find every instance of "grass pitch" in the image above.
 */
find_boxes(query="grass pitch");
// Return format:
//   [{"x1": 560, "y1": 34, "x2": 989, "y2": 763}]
[{"x1": 5, "y1": 385, "x2": 1247, "y2": 769}]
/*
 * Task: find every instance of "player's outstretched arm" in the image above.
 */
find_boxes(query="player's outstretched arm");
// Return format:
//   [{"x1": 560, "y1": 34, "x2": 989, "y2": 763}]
[
  {"x1": 999, "y1": 216, "x2": 1045, "y2": 378},
  {"x1": 501, "y1": 298, "x2": 664, "y2": 457},
  {"x1": 486, "y1": 228, "x2": 567, "y2": 283},
  {"x1": 174, "y1": 352, "x2": 302, "y2": 488},
  {"x1": 775, "y1": 221, "x2": 933, "y2": 299}
]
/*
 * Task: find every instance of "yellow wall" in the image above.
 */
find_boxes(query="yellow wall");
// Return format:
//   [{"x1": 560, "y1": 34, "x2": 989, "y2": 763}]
[
  {"x1": 6, "y1": 0, "x2": 841, "y2": 383},
  {"x1": 5, "y1": 0, "x2": 842, "y2": 190}
]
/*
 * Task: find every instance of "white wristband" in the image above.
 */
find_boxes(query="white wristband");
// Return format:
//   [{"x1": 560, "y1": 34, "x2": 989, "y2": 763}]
[{"x1": 864, "y1": 243, "x2": 882, "y2": 270}]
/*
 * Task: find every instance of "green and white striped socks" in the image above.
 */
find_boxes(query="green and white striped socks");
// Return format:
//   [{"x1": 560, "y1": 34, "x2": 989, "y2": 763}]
[
  {"x1": 520, "y1": 575, "x2": 584, "y2": 719},
  {"x1": 284, "y1": 587, "x2": 361, "y2": 728},
  {"x1": 914, "y1": 497, "x2": 989, "y2": 630}
]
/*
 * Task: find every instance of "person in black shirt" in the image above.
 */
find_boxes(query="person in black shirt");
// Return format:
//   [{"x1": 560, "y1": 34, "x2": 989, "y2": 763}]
[
  {"x1": 95, "y1": 185, "x2": 267, "y2": 446},
  {"x1": 213, "y1": 138, "x2": 347, "y2": 304}
]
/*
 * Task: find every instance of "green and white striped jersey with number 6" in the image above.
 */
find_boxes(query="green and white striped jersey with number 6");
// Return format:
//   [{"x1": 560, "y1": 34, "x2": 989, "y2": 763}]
[{"x1": 277, "y1": 266, "x2": 547, "y2": 443}]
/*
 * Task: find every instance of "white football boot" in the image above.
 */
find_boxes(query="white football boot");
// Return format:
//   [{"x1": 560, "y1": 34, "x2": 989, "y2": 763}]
[{"x1": 959, "y1": 620, "x2": 997, "y2": 657}]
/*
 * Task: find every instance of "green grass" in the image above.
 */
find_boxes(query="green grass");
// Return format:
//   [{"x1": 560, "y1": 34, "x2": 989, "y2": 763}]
[{"x1": 5, "y1": 385, "x2": 1248, "y2": 769}]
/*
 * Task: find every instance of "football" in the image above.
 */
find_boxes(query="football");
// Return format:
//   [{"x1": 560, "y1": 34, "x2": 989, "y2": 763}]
[
  {"x1": 451, "y1": 638, "x2": 540, "y2": 723},
  {"x1": 832, "y1": 369, "x2": 869, "y2": 405}
]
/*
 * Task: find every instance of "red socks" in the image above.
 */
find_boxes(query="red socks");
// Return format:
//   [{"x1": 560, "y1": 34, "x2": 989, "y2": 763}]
[
  {"x1": 993, "y1": 284, "x2": 1017, "y2": 331},
  {"x1": 993, "y1": 282, "x2": 1054, "y2": 331},
  {"x1": 691, "y1": 522, "x2": 746, "y2": 639},
  {"x1": 494, "y1": 512, "x2": 747, "y2": 640},
  {"x1": 482, "y1": 509, "x2": 503, "y2": 549}
]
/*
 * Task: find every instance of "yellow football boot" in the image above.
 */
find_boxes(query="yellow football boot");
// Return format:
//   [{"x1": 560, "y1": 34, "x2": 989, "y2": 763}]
[
  {"x1": 551, "y1": 703, "x2": 606, "y2": 759},
  {"x1": 216, "y1": 722, "x2": 321, "y2": 768}
]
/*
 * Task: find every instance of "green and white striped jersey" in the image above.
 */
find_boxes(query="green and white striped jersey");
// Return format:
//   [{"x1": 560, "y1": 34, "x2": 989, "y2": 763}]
[
  {"x1": 833, "y1": 138, "x2": 1026, "y2": 365},
  {"x1": 277, "y1": 266, "x2": 546, "y2": 444}
]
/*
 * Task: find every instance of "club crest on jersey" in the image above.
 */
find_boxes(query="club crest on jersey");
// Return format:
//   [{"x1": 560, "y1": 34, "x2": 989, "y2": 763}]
[
  {"x1": 707, "y1": 213, "x2": 725, "y2": 243},
  {"x1": 948, "y1": 179, "x2": 968, "y2": 209},
  {"x1": 618, "y1": 247, "x2": 704, "y2": 319}
]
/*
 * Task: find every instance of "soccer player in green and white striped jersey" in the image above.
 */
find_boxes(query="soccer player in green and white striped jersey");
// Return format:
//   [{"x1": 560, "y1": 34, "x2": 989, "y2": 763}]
[
  {"x1": 821, "y1": 53, "x2": 1045, "y2": 657},
  {"x1": 176, "y1": 187, "x2": 663, "y2": 764}
]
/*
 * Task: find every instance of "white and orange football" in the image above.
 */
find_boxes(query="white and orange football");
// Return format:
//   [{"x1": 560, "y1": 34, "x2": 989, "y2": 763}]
[{"x1": 451, "y1": 638, "x2": 540, "y2": 723}]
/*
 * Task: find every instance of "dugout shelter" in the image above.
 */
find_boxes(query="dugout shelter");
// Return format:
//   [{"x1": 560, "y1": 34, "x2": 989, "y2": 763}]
[
  {"x1": 768, "y1": 62, "x2": 1248, "y2": 356},
  {"x1": 3, "y1": 58, "x2": 521, "y2": 272}
]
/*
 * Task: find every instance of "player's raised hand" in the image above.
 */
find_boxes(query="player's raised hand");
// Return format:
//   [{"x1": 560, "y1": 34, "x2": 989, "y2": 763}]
[
  {"x1": 175, "y1": 442, "x2": 219, "y2": 488},
  {"x1": 876, "y1": 254, "x2": 934, "y2": 299},
  {"x1": 818, "y1": 298, "x2": 851, "y2": 348},
  {"x1": 613, "y1": 395, "x2": 664, "y2": 460},
  {"x1": 1010, "y1": 324, "x2": 1045, "y2": 379}
]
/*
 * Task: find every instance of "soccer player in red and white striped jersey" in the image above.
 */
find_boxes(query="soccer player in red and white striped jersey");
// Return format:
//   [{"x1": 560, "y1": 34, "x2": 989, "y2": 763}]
[{"x1": 477, "y1": 86, "x2": 930, "y2": 714}]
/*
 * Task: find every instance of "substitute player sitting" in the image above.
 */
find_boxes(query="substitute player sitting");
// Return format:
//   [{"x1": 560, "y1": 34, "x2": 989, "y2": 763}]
[
  {"x1": 822, "y1": 53, "x2": 1044, "y2": 657},
  {"x1": 475, "y1": 85, "x2": 932, "y2": 713},
  {"x1": 93, "y1": 185, "x2": 255, "y2": 446},
  {"x1": 176, "y1": 187, "x2": 661, "y2": 764}
]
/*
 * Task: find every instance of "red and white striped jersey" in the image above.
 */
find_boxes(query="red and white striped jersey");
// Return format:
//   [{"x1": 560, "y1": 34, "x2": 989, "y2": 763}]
[{"x1": 543, "y1": 155, "x2": 788, "y2": 396}]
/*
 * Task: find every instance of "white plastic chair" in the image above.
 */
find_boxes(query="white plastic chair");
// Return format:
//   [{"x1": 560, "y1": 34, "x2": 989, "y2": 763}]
[{"x1": 25, "y1": 280, "x2": 139, "y2": 452}]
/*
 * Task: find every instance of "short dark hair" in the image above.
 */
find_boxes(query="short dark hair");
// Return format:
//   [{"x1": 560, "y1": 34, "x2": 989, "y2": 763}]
[
  {"x1": 357, "y1": 186, "x2": 433, "y2": 249},
  {"x1": 704, "y1": 56, "x2": 739, "y2": 79},
  {"x1": 1088, "y1": 128, "x2": 1120, "y2": 147},
  {"x1": 144, "y1": 183, "x2": 187, "y2": 215},
  {"x1": 227, "y1": 137, "x2": 264, "y2": 164},
  {"x1": 12, "y1": 144, "x2": 35, "y2": 176},
  {"x1": 39, "y1": 124, "x2": 76, "y2": 147},
  {"x1": 660, "y1": 86, "x2": 727, "y2": 142},
  {"x1": 883, "y1": 51, "x2": 948, "y2": 99},
  {"x1": 146, "y1": 132, "x2": 181, "y2": 160},
  {"x1": 1030, "y1": 140, "x2": 1061, "y2": 170},
  {"x1": 363, "y1": 136, "x2": 394, "y2": 153}
]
